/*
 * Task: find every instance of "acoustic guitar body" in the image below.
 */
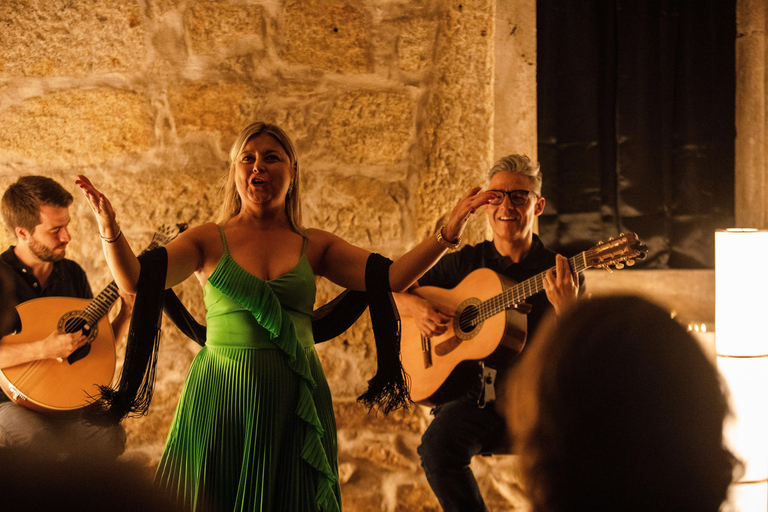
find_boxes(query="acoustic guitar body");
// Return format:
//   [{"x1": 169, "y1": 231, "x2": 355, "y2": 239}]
[
  {"x1": 401, "y1": 268, "x2": 527, "y2": 406},
  {"x1": 0, "y1": 297, "x2": 116, "y2": 412}
]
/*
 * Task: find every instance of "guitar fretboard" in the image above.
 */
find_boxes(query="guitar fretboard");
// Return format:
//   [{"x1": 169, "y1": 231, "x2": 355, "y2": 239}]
[
  {"x1": 81, "y1": 282, "x2": 120, "y2": 327},
  {"x1": 474, "y1": 251, "x2": 589, "y2": 326}
]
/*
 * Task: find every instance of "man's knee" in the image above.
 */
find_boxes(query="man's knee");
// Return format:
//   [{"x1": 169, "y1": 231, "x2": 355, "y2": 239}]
[
  {"x1": 419, "y1": 428, "x2": 471, "y2": 470},
  {"x1": 0, "y1": 403, "x2": 53, "y2": 450}
]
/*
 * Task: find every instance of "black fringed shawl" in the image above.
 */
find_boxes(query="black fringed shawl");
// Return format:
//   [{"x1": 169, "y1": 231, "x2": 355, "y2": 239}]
[
  {"x1": 355, "y1": 253, "x2": 410, "y2": 413},
  {"x1": 92, "y1": 249, "x2": 410, "y2": 422},
  {"x1": 90, "y1": 248, "x2": 167, "y2": 421}
]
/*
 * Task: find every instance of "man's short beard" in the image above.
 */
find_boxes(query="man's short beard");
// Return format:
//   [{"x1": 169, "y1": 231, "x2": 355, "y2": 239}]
[{"x1": 28, "y1": 237, "x2": 65, "y2": 262}]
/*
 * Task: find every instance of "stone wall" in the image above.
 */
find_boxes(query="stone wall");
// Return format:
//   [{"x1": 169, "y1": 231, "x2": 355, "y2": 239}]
[{"x1": 0, "y1": 1, "x2": 532, "y2": 510}]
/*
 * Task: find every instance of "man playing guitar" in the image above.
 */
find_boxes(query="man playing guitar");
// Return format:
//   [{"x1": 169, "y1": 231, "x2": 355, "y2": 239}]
[
  {"x1": 395, "y1": 154, "x2": 583, "y2": 512},
  {"x1": 0, "y1": 176, "x2": 130, "y2": 459}
]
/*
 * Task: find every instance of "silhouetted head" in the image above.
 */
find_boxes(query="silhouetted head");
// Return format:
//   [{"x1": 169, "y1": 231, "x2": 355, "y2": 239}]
[{"x1": 505, "y1": 295, "x2": 737, "y2": 512}]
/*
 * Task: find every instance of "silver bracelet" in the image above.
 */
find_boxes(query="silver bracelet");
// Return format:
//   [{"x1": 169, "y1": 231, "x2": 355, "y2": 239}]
[
  {"x1": 100, "y1": 227, "x2": 122, "y2": 243},
  {"x1": 436, "y1": 225, "x2": 460, "y2": 250}
]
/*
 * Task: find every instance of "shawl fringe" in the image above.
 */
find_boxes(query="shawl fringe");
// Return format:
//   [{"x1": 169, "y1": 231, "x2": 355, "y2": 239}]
[
  {"x1": 355, "y1": 253, "x2": 411, "y2": 414},
  {"x1": 87, "y1": 248, "x2": 167, "y2": 422}
]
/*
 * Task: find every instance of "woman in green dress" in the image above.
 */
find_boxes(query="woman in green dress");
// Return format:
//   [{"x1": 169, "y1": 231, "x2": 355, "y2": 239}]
[{"x1": 76, "y1": 121, "x2": 494, "y2": 512}]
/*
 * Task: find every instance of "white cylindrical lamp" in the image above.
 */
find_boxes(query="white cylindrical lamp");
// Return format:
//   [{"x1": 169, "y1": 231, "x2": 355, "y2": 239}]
[{"x1": 716, "y1": 228, "x2": 768, "y2": 511}]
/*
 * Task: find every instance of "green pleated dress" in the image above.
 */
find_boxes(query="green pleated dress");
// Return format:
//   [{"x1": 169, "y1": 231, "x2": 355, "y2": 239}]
[{"x1": 155, "y1": 227, "x2": 341, "y2": 512}]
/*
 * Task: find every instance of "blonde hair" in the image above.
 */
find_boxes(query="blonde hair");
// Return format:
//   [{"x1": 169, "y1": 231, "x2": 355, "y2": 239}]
[{"x1": 217, "y1": 122, "x2": 303, "y2": 233}]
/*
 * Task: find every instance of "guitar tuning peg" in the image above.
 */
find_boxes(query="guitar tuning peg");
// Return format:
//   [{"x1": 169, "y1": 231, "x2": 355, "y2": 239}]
[
  {"x1": 626, "y1": 259, "x2": 635, "y2": 266},
  {"x1": 601, "y1": 265, "x2": 613, "y2": 273},
  {"x1": 608, "y1": 237, "x2": 614, "y2": 241},
  {"x1": 614, "y1": 262, "x2": 624, "y2": 270}
]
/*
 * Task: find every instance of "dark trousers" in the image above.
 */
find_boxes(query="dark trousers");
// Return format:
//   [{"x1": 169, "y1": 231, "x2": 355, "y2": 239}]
[
  {"x1": 0, "y1": 401, "x2": 126, "y2": 460},
  {"x1": 417, "y1": 394, "x2": 507, "y2": 512}
]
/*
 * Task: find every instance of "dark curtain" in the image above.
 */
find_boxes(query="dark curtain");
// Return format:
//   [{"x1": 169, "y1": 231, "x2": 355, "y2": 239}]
[{"x1": 537, "y1": 0, "x2": 735, "y2": 268}]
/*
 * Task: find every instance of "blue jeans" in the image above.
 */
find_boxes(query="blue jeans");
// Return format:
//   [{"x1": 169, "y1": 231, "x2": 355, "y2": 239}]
[{"x1": 417, "y1": 394, "x2": 507, "y2": 512}]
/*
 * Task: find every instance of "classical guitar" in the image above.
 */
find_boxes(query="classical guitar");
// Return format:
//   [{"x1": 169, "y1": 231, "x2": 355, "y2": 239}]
[
  {"x1": 0, "y1": 224, "x2": 186, "y2": 412},
  {"x1": 401, "y1": 232, "x2": 648, "y2": 406}
]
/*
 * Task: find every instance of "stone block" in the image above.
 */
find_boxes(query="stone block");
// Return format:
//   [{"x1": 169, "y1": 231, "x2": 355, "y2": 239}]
[
  {"x1": 0, "y1": 0, "x2": 144, "y2": 76},
  {"x1": 0, "y1": 88, "x2": 154, "y2": 166},
  {"x1": 396, "y1": 19, "x2": 437, "y2": 72},
  {"x1": 415, "y1": 2, "x2": 494, "y2": 236},
  {"x1": 280, "y1": 0, "x2": 372, "y2": 73},
  {"x1": 320, "y1": 90, "x2": 416, "y2": 166},
  {"x1": 185, "y1": 1, "x2": 266, "y2": 55},
  {"x1": 339, "y1": 493, "x2": 386, "y2": 512},
  {"x1": 304, "y1": 173, "x2": 407, "y2": 253},
  {"x1": 168, "y1": 82, "x2": 262, "y2": 151},
  {"x1": 334, "y1": 400, "x2": 426, "y2": 434},
  {"x1": 346, "y1": 439, "x2": 414, "y2": 471},
  {"x1": 396, "y1": 483, "x2": 442, "y2": 512},
  {"x1": 316, "y1": 329, "x2": 378, "y2": 400}
]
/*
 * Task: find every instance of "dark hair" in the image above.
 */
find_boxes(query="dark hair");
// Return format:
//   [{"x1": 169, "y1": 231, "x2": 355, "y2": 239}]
[
  {"x1": 505, "y1": 295, "x2": 738, "y2": 512},
  {"x1": 1, "y1": 176, "x2": 73, "y2": 235}
]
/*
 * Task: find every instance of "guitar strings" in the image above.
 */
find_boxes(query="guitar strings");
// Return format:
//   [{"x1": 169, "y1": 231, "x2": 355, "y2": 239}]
[
  {"x1": 8, "y1": 226, "x2": 183, "y2": 402},
  {"x1": 463, "y1": 251, "x2": 592, "y2": 330},
  {"x1": 12, "y1": 312, "x2": 96, "y2": 390}
]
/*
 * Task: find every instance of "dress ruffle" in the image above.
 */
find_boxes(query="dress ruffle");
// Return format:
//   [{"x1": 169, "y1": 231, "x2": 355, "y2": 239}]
[{"x1": 207, "y1": 254, "x2": 340, "y2": 512}]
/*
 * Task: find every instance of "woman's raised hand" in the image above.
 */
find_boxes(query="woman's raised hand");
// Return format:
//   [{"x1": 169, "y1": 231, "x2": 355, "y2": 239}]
[
  {"x1": 75, "y1": 175, "x2": 120, "y2": 239},
  {"x1": 441, "y1": 187, "x2": 498, "y2": 242}
]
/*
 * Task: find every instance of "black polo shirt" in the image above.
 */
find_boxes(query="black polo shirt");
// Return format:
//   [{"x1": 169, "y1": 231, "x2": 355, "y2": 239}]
[
  {"x1": 0, "y1": 247, "x2": 93, "y2": 403},
  {"x1": 418, "y1": 234, "x2": 584, "y2": 346},
  {"x1": 0, "y1": 247, "x2": 93, "y2": 306}
]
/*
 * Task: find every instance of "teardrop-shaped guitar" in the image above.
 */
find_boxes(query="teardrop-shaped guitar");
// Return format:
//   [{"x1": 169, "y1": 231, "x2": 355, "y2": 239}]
[{"x1": 0, "y1": 224, "x2": 186, "y2": 412}]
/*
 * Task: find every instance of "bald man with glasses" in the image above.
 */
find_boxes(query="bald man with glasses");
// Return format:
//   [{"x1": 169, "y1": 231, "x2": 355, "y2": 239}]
[{"x1": 395, "y1": 154, "x2": 584, "y2": 512}]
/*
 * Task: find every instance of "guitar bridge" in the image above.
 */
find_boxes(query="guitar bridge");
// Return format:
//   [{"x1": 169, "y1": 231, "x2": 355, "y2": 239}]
[
  {"x1": 421, "y1": 335, "x2": 433, "y2": 368},
  {"x1": 8, "y1": 384, "x2": 28, "y2": 402}
]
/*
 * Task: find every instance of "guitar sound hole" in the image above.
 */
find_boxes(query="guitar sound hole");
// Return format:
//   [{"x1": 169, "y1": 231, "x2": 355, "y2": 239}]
[
  {"x1": 61, "y1": 315, "x2": 94, "y2": 365},
  {"x1": 458, "y1": 305, "x2": 479, "y2": 334},
  {"x1": 63, "y1": 316, "x2": 91, "y2": 337}
]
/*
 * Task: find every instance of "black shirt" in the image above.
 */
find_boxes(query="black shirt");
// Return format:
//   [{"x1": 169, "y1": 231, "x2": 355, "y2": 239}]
[
  {"x1": 418, "y1": 234, "x2": 584, "y2": 347},
  {"x1": 0, "y1": 247, "x2": 93, "y2": 404},
  {"x1": 0, "y1": 247, "x2": 93, "y2": 306}
]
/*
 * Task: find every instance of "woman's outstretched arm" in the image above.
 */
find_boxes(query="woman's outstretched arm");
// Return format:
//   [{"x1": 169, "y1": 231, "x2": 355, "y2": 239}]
[
  {"x1": 314, "y1": 187, "x2": 495, "y2": 292},
  {"x1": 76, "y1": 175, "x2": 203, "y2": 293}
]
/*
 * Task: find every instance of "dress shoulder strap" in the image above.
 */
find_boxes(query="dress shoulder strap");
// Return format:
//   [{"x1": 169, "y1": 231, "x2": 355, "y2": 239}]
[{"x1": 217, "y1": 225, "x2": 229, "y2": 254}]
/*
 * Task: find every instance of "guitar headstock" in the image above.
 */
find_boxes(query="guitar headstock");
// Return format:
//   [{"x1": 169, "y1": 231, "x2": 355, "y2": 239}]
[
  {"x1": 585, "y1": 232, "x2": 648, "y2": 271},
  {"x1": 145, "y1": 223, "x2": 189, "y2": 252}
]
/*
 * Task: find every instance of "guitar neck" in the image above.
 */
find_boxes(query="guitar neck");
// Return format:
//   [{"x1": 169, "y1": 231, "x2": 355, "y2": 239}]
[
  {"x1": 475, "y1": 252, "x2": 587, "y2": 324},
  {"x1": 503, "y1": 252, "x2": 587, "y2": 307},
  {"x1": 73, "y1": 225, "x2": 184, "y2": 329},
  {"x1": 82, "y1": 282, "x2": 120, "y2": 326}
]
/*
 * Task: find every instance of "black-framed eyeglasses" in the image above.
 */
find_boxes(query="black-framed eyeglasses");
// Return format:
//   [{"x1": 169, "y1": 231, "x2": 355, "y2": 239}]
[{"x1": 488, "y1": 189, "x2": 537, "y2": 206}]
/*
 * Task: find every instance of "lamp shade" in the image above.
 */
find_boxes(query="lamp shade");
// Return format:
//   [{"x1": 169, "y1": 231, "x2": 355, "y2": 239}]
[
  {"x1": 716, "y1": 229, "x2": 768, "y2": 357},
  {"x1": 716, "y1": 229, "x2": 768, "y2": 511}
]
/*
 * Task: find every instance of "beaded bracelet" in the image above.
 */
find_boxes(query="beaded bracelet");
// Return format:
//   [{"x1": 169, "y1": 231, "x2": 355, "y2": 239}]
[{"x1": 435, "y1": 225, "x2": 460, "y2": 250}]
